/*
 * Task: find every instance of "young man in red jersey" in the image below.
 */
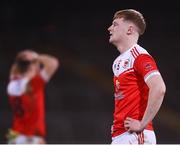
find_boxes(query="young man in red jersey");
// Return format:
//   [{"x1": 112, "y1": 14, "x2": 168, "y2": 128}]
[
  {"x1": 108, "y1": 9, "x2": 166, "y2": 144},
  {"x1": 6, "y1": 50, "x2": 59, "y2": 144}
]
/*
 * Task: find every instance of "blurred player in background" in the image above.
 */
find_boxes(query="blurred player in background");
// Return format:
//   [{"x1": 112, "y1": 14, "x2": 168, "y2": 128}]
[
  {"x1": 108, "y1": 9, "x2": 166, "y2": 144},
  {"x1": 6, "y1": 50, "x2": 59, "y2": 144}
]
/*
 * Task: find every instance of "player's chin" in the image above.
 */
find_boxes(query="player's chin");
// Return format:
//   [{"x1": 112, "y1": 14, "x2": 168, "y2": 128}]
[{"x1": 109, "y1": 37, "x2": 114, "y2": 43}]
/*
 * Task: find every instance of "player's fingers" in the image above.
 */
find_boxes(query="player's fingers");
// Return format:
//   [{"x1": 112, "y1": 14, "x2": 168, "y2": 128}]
[
  {"x1": 126, "y1": 117, "x2": 133, "y2": 121},
  {"x1": 124, "y1": 126, "x2": 129, "y2": 130},
  {"x1": 124, "y1": 123, "x2": 128, "y2": 128},
  {"x1": 124, "y1": 123, "x2": 128, "y2": 126},
  {"x1": 124, "y1": 120, "x2": 131, "y2": 124}
]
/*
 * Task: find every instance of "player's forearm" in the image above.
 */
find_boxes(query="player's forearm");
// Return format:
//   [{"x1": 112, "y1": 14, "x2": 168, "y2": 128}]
[
  {"x1": 140, "y1": 85, "x2": 165, "y2": 129},
  {"x1": 38, "y1": 54, "x2": 59, "y2": 67},
  {"x1": 38, "y1": 54, "x2": 59, "y2": 80}
]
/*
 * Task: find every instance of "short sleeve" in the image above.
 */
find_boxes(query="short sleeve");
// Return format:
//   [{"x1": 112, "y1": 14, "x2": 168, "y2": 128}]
[
  {"x1": 40, "y1": 70, "x2": 50, "y2": 82},
  {"x1": 7, "y1": 77, "x2": 29, "y2": 96},
  {"x1": 134, "y1": 54, "x2": 160, "y2": 82}
]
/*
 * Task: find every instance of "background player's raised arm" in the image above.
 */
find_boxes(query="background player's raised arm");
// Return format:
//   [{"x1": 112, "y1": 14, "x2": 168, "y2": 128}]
[{"x1": 38, "y1": 54, "x2": 59, "y2": 82}]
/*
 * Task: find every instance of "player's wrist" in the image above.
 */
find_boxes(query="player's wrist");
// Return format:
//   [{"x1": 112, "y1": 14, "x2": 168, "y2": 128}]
[{"x1": 139, "y1": 121, "x2": 146, "y2": 131}]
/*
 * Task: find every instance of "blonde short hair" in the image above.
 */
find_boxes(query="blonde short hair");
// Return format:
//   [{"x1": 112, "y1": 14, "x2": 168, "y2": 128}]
[{"x1": 113, "y1": 9, "x2": 146, "y2": 35}]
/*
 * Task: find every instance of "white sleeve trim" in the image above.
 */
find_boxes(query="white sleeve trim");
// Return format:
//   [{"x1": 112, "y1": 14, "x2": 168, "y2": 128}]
[
  {"x1": 40, "y1": 70, "x2": 50, "y2": 82},
  {"x1": 7, "y1": 78, "x2": 29, "y2": 96},
  {"x1": 144, "y1": 70, "x2": 160, "y2": 82}
]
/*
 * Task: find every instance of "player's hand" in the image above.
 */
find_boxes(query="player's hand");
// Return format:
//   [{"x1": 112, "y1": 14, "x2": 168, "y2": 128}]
[{"x1": 124, "y1": 117, "x2": 144, "y2": 133}]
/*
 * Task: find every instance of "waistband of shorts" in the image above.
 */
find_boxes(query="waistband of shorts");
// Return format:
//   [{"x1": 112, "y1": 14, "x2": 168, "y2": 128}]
[{"x1": 112, "y1": 129, "x2": 155, "y2": 140}]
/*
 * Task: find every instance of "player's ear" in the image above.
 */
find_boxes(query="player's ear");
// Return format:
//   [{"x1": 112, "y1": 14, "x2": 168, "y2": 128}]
[{"x1": 127, "y1": 25, "x2": 133, "y2": 35}]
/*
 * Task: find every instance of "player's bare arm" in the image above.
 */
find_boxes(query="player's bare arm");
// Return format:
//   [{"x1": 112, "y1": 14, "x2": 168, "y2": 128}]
[
  {"x1": 124, "y1": 75, "x2": 166, "y2": 132},
  {"x1": 38, "y1": 54, "x2": 59, "y2": 81}
]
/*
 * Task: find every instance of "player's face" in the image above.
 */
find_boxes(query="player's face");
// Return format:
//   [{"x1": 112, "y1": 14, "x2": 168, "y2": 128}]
[
  {"x1": 108, "y1": 18, "x2": 129, "y2": 44},
  {"x1": 21, "y1": 51, "x2": 40, "y2": 72}
]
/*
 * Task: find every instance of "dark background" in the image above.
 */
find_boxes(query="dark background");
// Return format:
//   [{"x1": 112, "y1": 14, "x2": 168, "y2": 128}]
[{"x1": 0, "y1": 0, "x2": 179, "y2": 144}]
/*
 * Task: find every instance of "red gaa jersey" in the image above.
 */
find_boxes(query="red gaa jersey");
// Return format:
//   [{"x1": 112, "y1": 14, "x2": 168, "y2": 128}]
[
  {"x1": 8, "y1": 74, "x2": 46, "y2": 137},
  {"x1": 111, "y1": 44, "x2": 160, "y2": 137}
]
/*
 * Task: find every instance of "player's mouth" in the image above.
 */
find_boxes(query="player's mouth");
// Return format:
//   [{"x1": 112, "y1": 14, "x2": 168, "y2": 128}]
[
  {"x1": 109, "y1": 32, "x2": 113, "y2": 38},
  {"x1": 109, "y1": 33, "x2": 113, "y2": 42}
]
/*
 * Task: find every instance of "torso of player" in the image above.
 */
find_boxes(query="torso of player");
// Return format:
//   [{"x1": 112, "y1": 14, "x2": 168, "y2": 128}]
[
  {"x1": 9, "y1": 74, "x2": 46, "y2": 136},
  {"x1": 112, "y1": 44, "x2": 155, "y2": 137}
]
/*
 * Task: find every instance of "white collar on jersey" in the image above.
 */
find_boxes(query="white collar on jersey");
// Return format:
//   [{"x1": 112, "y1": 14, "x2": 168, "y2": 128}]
[{"x1": 119, "y1": 43, "x2": 139, "y2": 57}]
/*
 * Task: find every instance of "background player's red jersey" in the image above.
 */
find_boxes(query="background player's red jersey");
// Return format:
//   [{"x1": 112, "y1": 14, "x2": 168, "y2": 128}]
[
  {"x1": 111, "y1": 44, "x2": 161, "y2": 137},
  {"x1": 8, "y1": 74, "x2": 46, "y2": 137}
]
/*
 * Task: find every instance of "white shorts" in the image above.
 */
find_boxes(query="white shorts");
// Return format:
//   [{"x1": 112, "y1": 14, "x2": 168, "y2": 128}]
[
  {"x1": 7, "y1": 134, "x2": 45, "y2": 144},
  {"x1": 111, "y1": 129, "x2": 156, "y2": 145}
]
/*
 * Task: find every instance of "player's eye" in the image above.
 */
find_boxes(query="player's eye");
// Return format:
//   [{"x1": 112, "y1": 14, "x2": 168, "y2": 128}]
[{"x1": 113, "y1": 22, "x2": 118, "y2": 27}]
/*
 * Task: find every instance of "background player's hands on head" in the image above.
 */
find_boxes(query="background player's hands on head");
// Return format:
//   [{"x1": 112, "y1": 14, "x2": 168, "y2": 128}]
[{"x1": 124, "y1": 117, "x2": 144, "y2": 133}]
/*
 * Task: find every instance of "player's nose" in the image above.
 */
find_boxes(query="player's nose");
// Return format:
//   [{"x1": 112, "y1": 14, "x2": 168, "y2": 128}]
[{"x1": 108, "y1": 25, "x2": 112, "y2": 32}]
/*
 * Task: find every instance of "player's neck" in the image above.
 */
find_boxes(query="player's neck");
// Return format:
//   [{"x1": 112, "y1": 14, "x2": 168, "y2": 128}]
[{"x1": 117, "y1": 37, "x2": 138, "y2": 54}]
